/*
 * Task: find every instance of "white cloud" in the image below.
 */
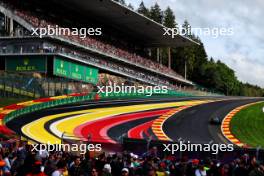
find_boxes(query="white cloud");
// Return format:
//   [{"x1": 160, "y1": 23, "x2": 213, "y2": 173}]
[
  {"x1": 126, "y1": 0, "x2": 264, "y2": 88},
  {"x1": 225, "y1": 53, "x2": 264, "y2": 87}
]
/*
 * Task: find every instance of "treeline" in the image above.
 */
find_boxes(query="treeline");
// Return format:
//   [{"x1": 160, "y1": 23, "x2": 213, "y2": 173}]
[{"x1": 113, "y1": 0, "x2": 264, "y2": 97}]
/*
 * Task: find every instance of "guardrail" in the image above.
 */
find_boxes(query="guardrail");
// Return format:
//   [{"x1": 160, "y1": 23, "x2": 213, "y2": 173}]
[{"x1": 0, "y1": 84, "x2": 40, "y2": 98}]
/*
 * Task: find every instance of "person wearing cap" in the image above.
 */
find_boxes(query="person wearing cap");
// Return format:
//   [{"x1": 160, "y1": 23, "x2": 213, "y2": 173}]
[
  {"x1": 0, "y1": 158, "x2": 6, "y2": 176},
  {"x1": 156, "y1": 163, "x2": 166, "y2": 176},
  {"x1": 102, "y1": 164, "x2": 112, "y2": 176},
  {"x1": 0, "y1": 152, "x2": 11, "y2": 175},
  {"x1": 121, "y1": 168, "x2": 129, "y2": 176},
  {"x1": 26, "y1": 161, "x2": 47, "y2": 176}
]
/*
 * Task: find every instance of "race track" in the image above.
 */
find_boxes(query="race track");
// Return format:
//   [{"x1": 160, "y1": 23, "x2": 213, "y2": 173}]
[
  {"x1": 6, "y1": 97, "x2": 263, "y2": 145},
  {"x1": 163, "y1": 99, "x2": 261, "y2": 144}
]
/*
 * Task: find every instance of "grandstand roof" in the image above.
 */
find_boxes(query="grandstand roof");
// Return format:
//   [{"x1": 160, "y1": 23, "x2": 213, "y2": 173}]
[{"x1": 50, "y1": 0, "x2": 198, "y2": 47}]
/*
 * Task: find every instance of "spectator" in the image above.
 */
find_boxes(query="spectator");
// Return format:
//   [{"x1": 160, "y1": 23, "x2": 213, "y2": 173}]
[
  {"x1": 195, "y1": 164, "x2": 207, "y2": 176},
  {"x1": 80, "y1": 152, "x2": 92, "y2": 176},
  {"x1": 102, "y1": 164, "x2": 112, "y2": 176},
  {"x1": 121, "y1": 168, "x2": 129, "y2": 176},
  {"x1": 0, "y1": 132, "x2": 263, "y2": 176},
  {"x1": 233, "y1": 160, "x2": 249, "y2": 176},
  {"x1": 249, "y1": 161, "x2": 264, "y2": 176},
  {"x1": 44, "y1": 155, "x2": 57, "y2": 175},
  {"x1": 26, "y1": 161, "x2": 46, "y2": 176},
  {"x1": 147, "y1": 168, "x2": 157, "y2": 176},
  {"x1": 51, "y1": 160, "x2": 67, "y2": 176},
  {"x1": 90, "y1": 168, "x2": 99, "y2": 176},
  {"x1": 68, "y1": 156, "x2": 83, "y2": 176}
]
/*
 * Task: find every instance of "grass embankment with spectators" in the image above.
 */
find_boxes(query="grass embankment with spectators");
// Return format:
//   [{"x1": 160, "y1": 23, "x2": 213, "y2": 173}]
[
  {"x1": 0, "y1": 98, "x2": 31, "y2": 107},
  {"x1": 230, "y1": 102, "x2": 264, "y2": 148}
]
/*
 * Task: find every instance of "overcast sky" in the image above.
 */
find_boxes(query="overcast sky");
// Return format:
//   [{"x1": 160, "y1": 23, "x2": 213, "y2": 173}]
[{"x1": 126, "y1": 0, "x2": 264, "y2": 88}]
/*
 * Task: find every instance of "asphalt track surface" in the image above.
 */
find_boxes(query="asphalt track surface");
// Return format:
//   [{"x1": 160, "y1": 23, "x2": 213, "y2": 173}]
[
  {"x1": 6, "y1": 96, "x2": 264, "y2": 144},
  {"x1": 163, "y1": 99, "x2": 262, "y2": 144}
]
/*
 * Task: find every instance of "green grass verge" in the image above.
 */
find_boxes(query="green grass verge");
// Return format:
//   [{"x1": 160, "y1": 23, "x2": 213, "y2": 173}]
[
  {"x1": 0, "y1": 98, "x2": 31, "y2": 107},
  {"x1": 230, "y1": 102, "x2": 264, "y2": 148}
]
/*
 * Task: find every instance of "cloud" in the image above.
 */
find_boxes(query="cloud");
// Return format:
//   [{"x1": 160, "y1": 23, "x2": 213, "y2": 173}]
[
  {"x1": 126, "y1": 0, "x2": 264, "y2": 88},
  {"x1": 226, "y1": 53, "x2": 264, "y2": 87}
]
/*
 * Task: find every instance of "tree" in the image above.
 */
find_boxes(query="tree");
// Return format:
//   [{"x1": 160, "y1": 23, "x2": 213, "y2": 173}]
[
  {"x1": 182, "y1": 20, "x2": 192, "y2": 37},
  {"x1": 113, "y1": 0, "x2": 126, "y2": 5},
  {"x1": 137, "y1": 1, "x2": 149, "y2": 17},
  {"x1": 149, "y1": 3, "x2": 163, "y2": 23},
  {"x1": 128, "y1": 3, "x2": 134, "y2": 10},
  {"x1": 135, "y1": 2, "x2": 264, "y2": 97},
  {"x1": 163, "y1": 7, "x2": 177, "y2": 28}
]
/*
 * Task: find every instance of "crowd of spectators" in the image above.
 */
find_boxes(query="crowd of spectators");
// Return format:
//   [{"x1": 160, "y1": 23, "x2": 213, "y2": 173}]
[
  {"x1": 59, "y1": 48, "x2": 179, "y2": 89},
  {"x1": 0, "y1": 39, "x2": 179, "y2": 90},
  {"x1": 1, "y1": 1, "x2": 217, "y2": 95},
  {"x1": 0, "y1": 140, "x2": 263, "y2": 176},
  {"x1": 1, "y1": 0, "x2": 184, "y2": 80},
  {"x1": 45, "y1": 45, "x2": 183, "y2": 90}
]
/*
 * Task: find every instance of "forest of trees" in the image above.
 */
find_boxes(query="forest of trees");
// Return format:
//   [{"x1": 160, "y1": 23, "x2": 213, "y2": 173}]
[{"x1": 114, "y1": 0, "x2": 264, "y2": 97}]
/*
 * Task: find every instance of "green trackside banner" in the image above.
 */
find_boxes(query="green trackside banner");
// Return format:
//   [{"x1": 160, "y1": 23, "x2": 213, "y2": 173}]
[
  {"x1": 84, "y1": 66, "x2": 99, "y2": 84},
  {"x1": 5, "y1": 56, "x2": 47, "y2": 72},
  {"x1": 71, "y1": 63, "x2": 84, "y2": 81},
  {"x1": 53, "y1": 57, "x2": 98, "y2": 84}
]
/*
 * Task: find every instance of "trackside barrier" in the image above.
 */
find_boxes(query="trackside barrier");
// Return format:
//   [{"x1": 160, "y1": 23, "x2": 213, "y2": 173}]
[
  {"x1": 0, "y1": 91, "x2": 149, "y2": 132},
  {"x1": 0, "y1": 89, "x2": 220, "y2": 136},
  {"x1": 166, "y1": 90, "x2": 193, "y2": 97},
  {"x1": 1, "y1": 93, "x2": 96, "y2": 126},
  {"x1": 98, "y1": 91, "x2": 147, "y2": 99},
  {"x1": 97, "y1": 90, "x2": 196, "y2": 99},
  {"x1": 0, "y1": 89, "x2": 216, "y2": 125}
]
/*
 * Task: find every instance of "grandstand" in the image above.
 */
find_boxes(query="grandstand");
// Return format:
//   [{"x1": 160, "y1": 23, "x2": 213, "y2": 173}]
[{"x1": 0, "y1": 0, "x2": 199, "y2": 98}]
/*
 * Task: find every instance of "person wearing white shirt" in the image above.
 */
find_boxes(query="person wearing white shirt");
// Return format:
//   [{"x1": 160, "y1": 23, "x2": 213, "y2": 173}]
[{"x1": 195, "y1": 165, "x2": 207, "y2": 176}]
